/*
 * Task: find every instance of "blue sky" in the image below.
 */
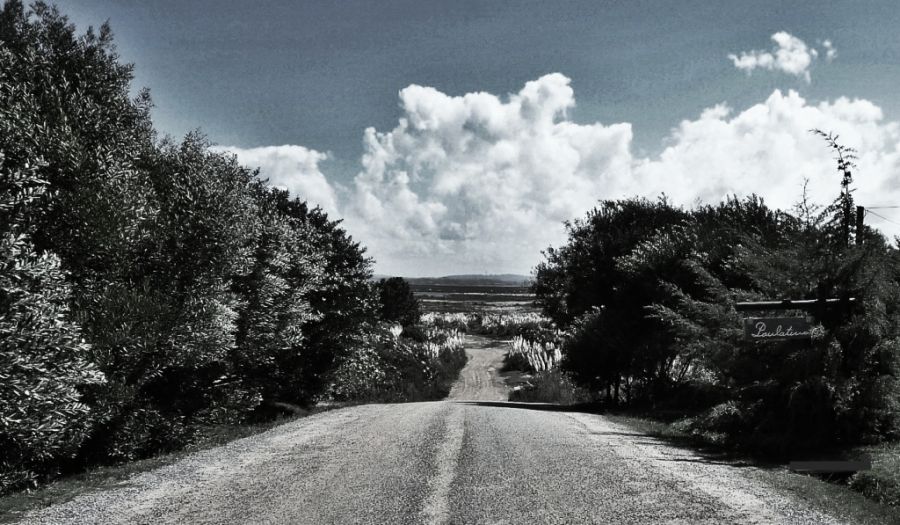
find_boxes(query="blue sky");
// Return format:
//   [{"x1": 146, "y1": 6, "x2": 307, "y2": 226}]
[{"x1": 65, "y1": 1, "x2": 900, "y2": 276}]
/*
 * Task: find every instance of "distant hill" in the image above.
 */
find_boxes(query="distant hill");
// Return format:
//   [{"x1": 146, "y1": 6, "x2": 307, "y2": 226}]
[
  {"x1": 435, "y1": 274, "x2": 531, "y2": 285},
  {"x1": 371, "y1": 273, "x2": 532, "y2": 287}
]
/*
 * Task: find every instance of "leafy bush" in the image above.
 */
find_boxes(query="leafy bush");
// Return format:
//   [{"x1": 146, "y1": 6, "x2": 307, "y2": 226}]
[
  {"x1": 0, "y1": 157, "x2": 103, "y2": 493},
  {"x1": 0, "y1": 1, "x2": 382, "y2": 491},
  {"x1": 508, "y1": 370, "x2": 589, "y2": 405},
  {"x1": 326, "y1": 324, "x2": 467, "y2": 403},
  {"x1": 535, "y1": 192, "x2": 900, "y2": 457}
]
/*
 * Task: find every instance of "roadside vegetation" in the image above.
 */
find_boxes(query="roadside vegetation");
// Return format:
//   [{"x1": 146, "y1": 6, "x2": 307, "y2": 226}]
[
  {"x1": 527, "y1": 136, "x2": 900, "y2": 503},
  {"x1": 507, "y1": 369, "x2": 588, "y2": 404},
  {"x1": 849, "y1": 441, "x2": 900, "y2": 506},
  {"x1": 504, "y1": 334, "x2": 562, "y2": 372},
  {"x1": 0, "y1": 2, "x2": 464, "y2": 496},
  {"x1": 422, "y1": 310, "x2": 585, "y2": 404},
  {"x1": 421, "y1": 311, "x2": 551, "y2": 336}
]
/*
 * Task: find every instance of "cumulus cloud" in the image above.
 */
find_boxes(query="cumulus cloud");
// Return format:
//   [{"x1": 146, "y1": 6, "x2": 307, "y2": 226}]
[
  {"x1": 220, "y1": 74, "x2": 900, "y2": 276},
  {"x1": 340, "y1": 73, "x2": 635, "y2": 275},
  {"x1": 728, "y1": 32, "x2": 835, "y2": 82},
  {"x1": 634, "y1": 91, "x2": 900, "y2": 213},
  {"x1": 211, "y1": 144, "x2": 339, "y2": 214},
  {"x1": 345, "y1": 77, "x2": 899, "y2": 275}
]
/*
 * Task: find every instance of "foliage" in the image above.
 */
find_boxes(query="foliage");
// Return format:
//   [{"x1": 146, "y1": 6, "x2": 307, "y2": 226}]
[
  {"x1": 535, "y1": 189, "x2": 900, "y2": 457},
  {"x1": 0, "y1": 0, "x2": 156, "y2": 279},
  {"x1": 375, "y1": 277, "x2": 420, "y2": 327},
  {"x1": 504, "y1": 334, "x2": 562, "y2": 373},
  {"x1": 508, "y1": 370, "x2": 589, "y2": 405},
  {"x1": 272, "y1": 200, "x2": 377, "y2": 406},
  {"x1": 231, "y1": 185, "x2": 325, "y2": 418},
  {"x1": 77, "y1": 135, "x2": 263, "y2": 463},
  {"x1": 0, "y1": 156, "x2": 103, "y2": 493},
  {"x1": 326, "y1": 324, "x2": 467, "y2": 402},
  {"x1": 421, "y1": 311, "x2": 552, "y2": 337},
  {"x1": 0, "y1": 1, "x2": 438, "y2": 494},
  {"x1": 532, "y1": 197, "x2": 688, "y2": 326},
  {"x1": 849, "y1": 441, "x2": 900, "y2": 507}
]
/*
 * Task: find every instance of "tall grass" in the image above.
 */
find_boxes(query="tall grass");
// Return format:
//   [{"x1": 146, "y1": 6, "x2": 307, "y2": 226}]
[
  {"x1": 422, "y1": 328, "x2": 465, "y2": 358},
  {"x1": 421, "y1": 311, "x2": 553, "y2": 336},
  {"x1": 326, "y1": 324, "x2": 468, "y2": 403},
  {"x1": 508, "y1": 370, "x2": 590, "y2": 405},
  {"x1": 506, "y1": 335, "x2": 562, "y2": 372}
]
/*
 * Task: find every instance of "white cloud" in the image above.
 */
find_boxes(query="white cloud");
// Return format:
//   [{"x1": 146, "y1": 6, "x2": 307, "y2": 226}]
[
  {"x1": 728, "y1": 32, "x2": 833, "y2": 83},
  {"x1": 341, "y1": 73, "x2": 635, "y2": 276},
  {"x1": 220, "y1": 75, "x2": 900, "y2": 276},
  {"x1": 822, "y1": 39, "x2": 837, "y2": 61},
  {"x1": 210, "y1": 144, "x2": 339, "y2": 214},
  {"x1": 352, "y1": 77, "x2": 900, "y2": 275},
  {"x1": 634, "y1": 90, "x2": 900, "y2": 215}
]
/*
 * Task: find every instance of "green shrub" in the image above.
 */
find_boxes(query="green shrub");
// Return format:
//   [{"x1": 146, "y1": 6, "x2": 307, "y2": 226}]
[
  {"x1": 536, "y1": 192, "x2": 900, "y2": 457},
  {"x1": 375, "y1": 277, "x2": 420, "y2": 327},
  {"x1": 0, "y1": 2, "x2": 380, "y2": 487},
  {"x1": 326, "y1": 325, "x2": 467, "y2": 403},
  {"x1": 501, "y1": 352, "x2": 533, "y2": 373},
  {"x1": 509, "y1": 370, "x2": 589, "y2": 405},
  {"x1": 0, "y1": 157, "x2": 103, "y2": 494}
]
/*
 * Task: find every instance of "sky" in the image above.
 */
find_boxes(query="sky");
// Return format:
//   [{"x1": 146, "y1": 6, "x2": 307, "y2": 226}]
[{"x1": 63, "y1": 0, "x2": 900, "y2": 276}]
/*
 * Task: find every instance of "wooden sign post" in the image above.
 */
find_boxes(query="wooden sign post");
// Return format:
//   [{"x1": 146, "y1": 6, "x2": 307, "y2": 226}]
[{"x1": 735, "y1": 298, "x2": 854, "y2": 342}]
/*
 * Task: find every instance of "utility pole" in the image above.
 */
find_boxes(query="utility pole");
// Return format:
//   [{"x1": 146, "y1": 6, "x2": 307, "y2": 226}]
[
  {"x1": 856, "y1": 206, "x2": 865, "y2": 245},
  {"x1": 839, "y1": 162, "x2": 853, "y2": 247}
]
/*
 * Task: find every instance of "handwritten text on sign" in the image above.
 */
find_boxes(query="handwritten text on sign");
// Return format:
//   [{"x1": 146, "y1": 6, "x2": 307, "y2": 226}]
[{"x1": 743, "y1": 317, "x2": 812, "y2": 341}]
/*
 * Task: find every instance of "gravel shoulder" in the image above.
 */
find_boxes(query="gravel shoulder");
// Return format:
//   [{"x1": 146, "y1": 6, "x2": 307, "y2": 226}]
[
  {"x1": 17, "y1": 402, "x2": 452, "y2": 524},
  {"x1": 446, "y1": 402, "x2": 900, "y2": 524}
]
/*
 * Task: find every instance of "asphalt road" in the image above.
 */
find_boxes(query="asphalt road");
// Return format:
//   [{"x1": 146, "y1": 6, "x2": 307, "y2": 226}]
[{"x1": 17, "y1": 336, "x2": 898, "y2": 524}]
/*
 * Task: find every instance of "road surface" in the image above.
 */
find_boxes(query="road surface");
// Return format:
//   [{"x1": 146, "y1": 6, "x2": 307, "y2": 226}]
[
  {"x1": 16, "y1": 336, "x2": 898, "y2": 524},
  {"x1": 447, "y1": 334, "x2": 510, "y2": 401}
]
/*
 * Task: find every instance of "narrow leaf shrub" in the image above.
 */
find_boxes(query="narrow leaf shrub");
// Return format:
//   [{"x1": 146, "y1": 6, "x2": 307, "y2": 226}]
[{"x1": 0, "y1": 157, "x2": 103, "y2": 493}]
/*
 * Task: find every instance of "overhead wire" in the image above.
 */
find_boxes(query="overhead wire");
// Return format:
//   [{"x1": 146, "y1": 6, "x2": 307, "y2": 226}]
[{"x1": 864, "y1": 209, "x2": 900, "y2": 227}]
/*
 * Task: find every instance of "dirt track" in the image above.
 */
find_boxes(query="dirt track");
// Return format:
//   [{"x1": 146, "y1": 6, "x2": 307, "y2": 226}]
[{"x1": 447, "y1": 334, "x2": 511, "y2": 401}]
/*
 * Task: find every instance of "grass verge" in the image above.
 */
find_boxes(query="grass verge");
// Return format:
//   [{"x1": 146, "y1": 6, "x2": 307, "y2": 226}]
[{"x1": 847, "y1": 441, "x2": 900, "y2": 507}]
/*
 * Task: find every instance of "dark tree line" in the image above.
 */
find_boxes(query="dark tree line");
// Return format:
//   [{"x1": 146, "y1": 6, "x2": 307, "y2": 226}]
[
  {"x1": 0, "y1": 1, "x2": 455, "y2": 493},
  {"x1": 535, "y1": 190, "x2": 900, "y2": 456}
]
